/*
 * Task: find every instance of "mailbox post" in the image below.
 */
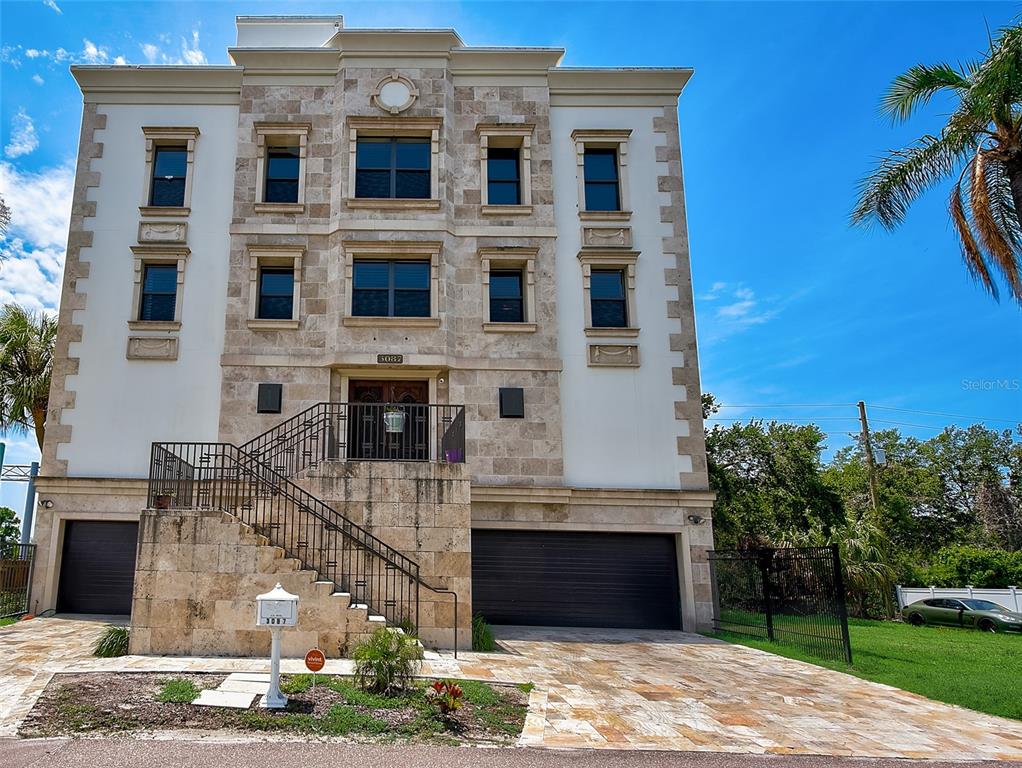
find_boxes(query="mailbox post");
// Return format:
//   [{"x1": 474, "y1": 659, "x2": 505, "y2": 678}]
[{"x1": 256, "y1": 583, "x2": 299, "y2": 709}]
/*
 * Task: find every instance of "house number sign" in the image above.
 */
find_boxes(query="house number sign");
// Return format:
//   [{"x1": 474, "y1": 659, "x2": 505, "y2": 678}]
[{"x1": 377, "y1": 354, "x2": 403, "y2": 364}]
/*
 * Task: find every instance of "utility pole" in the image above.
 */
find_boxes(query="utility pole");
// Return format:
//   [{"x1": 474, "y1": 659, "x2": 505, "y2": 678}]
[{"x1": 858, "y1": 401, "x2": 880, "y2": 517}]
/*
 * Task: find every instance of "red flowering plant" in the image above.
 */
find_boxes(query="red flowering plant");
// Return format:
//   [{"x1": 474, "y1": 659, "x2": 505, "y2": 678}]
[{"x1": 425, "y1": 679, "x2": 464, "y2": 717}]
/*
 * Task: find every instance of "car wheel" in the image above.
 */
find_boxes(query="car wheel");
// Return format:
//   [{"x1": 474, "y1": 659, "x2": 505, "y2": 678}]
[
  {"x1": 907, "y1": 612, "x2": 924, "y2": 626},
  {"x1": 978, "y1": 619, "x2": 998, "y2": 633}
]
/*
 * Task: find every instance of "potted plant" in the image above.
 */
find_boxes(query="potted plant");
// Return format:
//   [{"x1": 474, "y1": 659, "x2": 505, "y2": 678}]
[
  {"x1": 383, "y1": 406, "x2": 406, "y2": 434},
  {"x1": 153, "y1": 489, "x2": 176, "y2": 510}
]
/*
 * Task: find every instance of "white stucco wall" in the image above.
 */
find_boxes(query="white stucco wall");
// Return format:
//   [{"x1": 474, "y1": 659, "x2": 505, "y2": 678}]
[
  {"x1": 60, "y1": 103, "x2": 237, "y2": 477},
  {"x1": 235, "y1": 18, "x2": 340, "y2": 48},
  {"x1": 551, "y1": 105, "x2": 690, "y2": 489}
]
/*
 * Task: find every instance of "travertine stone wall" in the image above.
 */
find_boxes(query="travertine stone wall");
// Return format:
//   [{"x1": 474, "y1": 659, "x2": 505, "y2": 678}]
[
  {"x1": 296, "y1": 460, "x2": 472, "y2": 650},
  {"x1": 129, "y1": 507, "x2": 386, "y2": 658},
  {"x1": 218, "y1": 65, "x2": 564, "y2": 486}
]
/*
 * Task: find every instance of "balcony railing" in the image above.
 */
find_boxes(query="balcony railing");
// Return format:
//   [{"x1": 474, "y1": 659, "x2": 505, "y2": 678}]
[{"x1": 242, "y1": 402, "x2": 466, "y2": 479}]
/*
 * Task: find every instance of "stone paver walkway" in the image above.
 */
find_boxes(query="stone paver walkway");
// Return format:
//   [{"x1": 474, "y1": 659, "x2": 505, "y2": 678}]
[{"x1": 2, "y1": 617, "x2": 1022, "y2": 760}]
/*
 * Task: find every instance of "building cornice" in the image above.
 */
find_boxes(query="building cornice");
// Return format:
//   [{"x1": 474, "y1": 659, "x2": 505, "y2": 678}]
[
  {"x1": 71, "y1": 65, "x2": 243, "y2": 104},
  {"x1": 548, "y1": 67, "x2": 693, "y2": 106},
  {"x1": 227, "y1": 47, "x2": 339, "y2": 74},
  {"x1": 470, "y1": 484, "x2": 715, "y2": 507}
]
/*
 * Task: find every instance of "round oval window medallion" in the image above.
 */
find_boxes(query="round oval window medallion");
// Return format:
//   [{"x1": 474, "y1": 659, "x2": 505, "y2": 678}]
[{"x1": 372, "y1": 73, "x2": 418, "y2": 114}]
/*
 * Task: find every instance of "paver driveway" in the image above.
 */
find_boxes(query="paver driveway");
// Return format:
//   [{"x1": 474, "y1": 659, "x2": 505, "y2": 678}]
[{"x1": 2, "y1": 618, "x2": 1022, "y2": 760}]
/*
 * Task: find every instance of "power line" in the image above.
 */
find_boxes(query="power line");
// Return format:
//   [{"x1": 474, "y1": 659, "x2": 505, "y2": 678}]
[
  {"x1": 871, "y1": 419, "x2": 953, "y2": 430},
  {"x1": 869, "y1": 405, "x2": 1020, "y2": 425},
  {"x1": 714, "y1": 403, "x2": 853, "y2": 408}
]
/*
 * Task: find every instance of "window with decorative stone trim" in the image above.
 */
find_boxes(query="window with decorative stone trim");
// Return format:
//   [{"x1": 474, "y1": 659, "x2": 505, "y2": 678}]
[
  {"x1": 139, "y1": 127, "x2": 198, "y2": 217},
  {"x1": 254, "y1": 122, "x2": 311, "y2": 213},
  {"x1": 480, "y1": 247, "x2": 538, "y2": 333},
  {"x1": 346, "y1": 116, "x2": 442, "y2": 210},
  {"x1": 571, "y1": 129, "x2": 632, "y2": 222},
  {"x1": 247, "y1": 246, "x2": 303, "y2": 329},
  {"x1": 342, "y1": 241, "x2": 442, "y2": 328},
  {"x1": 128, "y1": 244, "x2": 190, "y2": 330},
  {"x1": 577, "y1": 249, "x2": 640, "y2": 337},
  {"x1": 477, "y1": 123, "x2": 534, "y2": 216}
]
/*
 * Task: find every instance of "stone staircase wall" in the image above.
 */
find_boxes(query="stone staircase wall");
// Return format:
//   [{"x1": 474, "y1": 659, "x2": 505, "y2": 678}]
[
  {"x1": 129, "y1": 507, "x2": 384, "y2": 657},
  {"x1": 295, "y1": 460, "x2": 472, "y2": 650}
]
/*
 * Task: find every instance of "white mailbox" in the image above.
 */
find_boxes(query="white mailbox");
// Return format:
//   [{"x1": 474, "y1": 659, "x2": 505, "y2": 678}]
[
  {"x1": 256, "y1": 583, "x2": 300, "y2": 710},
  {"x1": 256, "y1": 583, "x2": 299, "y2": 627}
]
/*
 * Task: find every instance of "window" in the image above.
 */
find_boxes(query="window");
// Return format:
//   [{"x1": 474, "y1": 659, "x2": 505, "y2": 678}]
[
  {"x1": 487, "y1": 147, "x2": 520, "y2": 206},
  {"x1": 149, "y1": 146, "x2": 187, "y2": 207},
  {"x1": 489, "y1": 270, "x2": 524, "y2": 323},
  {"x1": 257, "y1": 383, "x2": 283, "y2": 414},
  {"x1": 355, "y1": 138, "x2": 430, "y2": 199},
  {"x1": 583, "y1": 148, "x2": 620, "y2": 212},
  {"x1": 499, "y1": 388, "x2": 525, "y2": 419},
  {"x1": 352, "y1": 260, "x2": 430, "y2": 317},
  {"x1": 590, "y1": 269, "x2": 627, "y2": 327},
  {"x1": 139, "y1": 264, "x2": 178, "y2": 321},
  {"x1": 258, "y1": 267, "x2": 295, "y2": 320},
  {"x1": 264, "y1": 146, "x2": 300, "y2": 203}
]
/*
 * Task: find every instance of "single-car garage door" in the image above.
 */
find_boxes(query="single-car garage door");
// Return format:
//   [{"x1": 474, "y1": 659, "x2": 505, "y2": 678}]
[
  {"x1": 472, "y1": 530, "x2": 681, "y2": 629},
  {"x1": 57, "y1": 521, "x2": 138, "y2": 615}
]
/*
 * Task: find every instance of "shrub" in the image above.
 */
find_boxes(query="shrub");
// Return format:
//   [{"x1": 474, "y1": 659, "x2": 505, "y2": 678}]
[
  {"x1": 425, "y1": 679, "x2": 463, "y2": 717},
  {"x1": 472, "y1": 614, "x2": 496, "y2": 652},
  {"x1": 911, "y1": 546, "x2": 1022, "y2": 588},
  {"x1": 156, "y1": 678, "x2": 200, "y2": 703},
  {"x1": 93, "y1": 625, "x2": 130, "y2": 657},
  {"x1": 351, "y1": 627, "x2": 422, "y2": 695}
]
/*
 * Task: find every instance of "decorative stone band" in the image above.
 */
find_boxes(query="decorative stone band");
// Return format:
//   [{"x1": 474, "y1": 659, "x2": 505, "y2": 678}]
[
  {"x1": 138, "y1": 221, "x2": 187, "y2": 244},
  {"x1": 127, "y1": 336, "x2": 179, "y2": 361}
]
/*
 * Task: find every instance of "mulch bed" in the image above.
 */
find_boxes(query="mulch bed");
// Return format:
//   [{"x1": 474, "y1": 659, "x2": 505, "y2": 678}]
[{"x1": 20, "y1": 672, "x2": 530, "y2": 745}]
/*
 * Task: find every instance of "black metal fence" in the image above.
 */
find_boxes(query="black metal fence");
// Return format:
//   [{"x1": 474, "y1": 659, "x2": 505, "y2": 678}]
[
  {"x1": 0, "y1": 543, "x2": 35, "y2": 619},
  {"x1": 242, "y1": 402, "x2": 467, "y2": 478},
  {"x1": 709, "y1": 545, "x2": 852, "y2": 664}
]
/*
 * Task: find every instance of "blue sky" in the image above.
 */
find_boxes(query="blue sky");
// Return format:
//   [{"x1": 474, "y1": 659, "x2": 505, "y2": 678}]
[{"x1": 0, "y1": 1, "x2": 1020, "y2": 512}]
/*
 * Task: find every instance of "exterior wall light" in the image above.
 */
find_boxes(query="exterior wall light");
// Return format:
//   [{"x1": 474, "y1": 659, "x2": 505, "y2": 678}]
[
  {"x1": 39, "y1": 499, "x2": 54, "y2": 509},
  {"x1": 686, "y1": 514, "x2": 705, "y2": 525}
]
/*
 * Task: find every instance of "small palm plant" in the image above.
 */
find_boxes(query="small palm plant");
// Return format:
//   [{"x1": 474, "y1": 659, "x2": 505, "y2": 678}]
[
  {"x1": 351, "y1": 627, "x2": 422, "y2": 695},
  {"x1": 853, "y1": 20, "x2": 1022, "y2": 304},
  {"x1": 93, "y1": 625, "x2": 130, "y2": 657}
]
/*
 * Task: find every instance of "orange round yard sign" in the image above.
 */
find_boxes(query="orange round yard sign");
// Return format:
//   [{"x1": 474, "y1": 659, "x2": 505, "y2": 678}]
[{"x1": 305, "y1": 648, "x2": 325, "y2": 672}]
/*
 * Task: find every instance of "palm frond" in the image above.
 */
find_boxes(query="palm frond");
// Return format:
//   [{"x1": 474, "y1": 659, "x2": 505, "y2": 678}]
[
  {"x1": 971, "y1": 151, "x2": 1022, "y2": 297},
  {"x1": 950, "y1": 163, "x2": 999, "y2": 298},
  {"x1": 0, "y1": 303, "x2": 57, "y2": 449},
  {"x1": 852, "y1": 133, "x2": 974, "y2": 228},
  {"x1": 882, "y1": 62, "x2": 971, "y2": 123},
  {"x1": 982, "y1": 156, "x2": 1022, "y2": 249}
]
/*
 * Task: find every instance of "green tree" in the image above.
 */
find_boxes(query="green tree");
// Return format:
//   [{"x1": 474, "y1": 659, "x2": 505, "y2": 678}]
[
  {"x1": 0, "y1": 193, "x2": 10, "y2": 240},
  {"x1": 852, "y1": 20, "x2": 1022, "y2": 303},
  {"x1": 0, "y1": 303, "x2": 57, "y2": 451},
  {"x1": 0, "y1": 507, "x2": 20, "y2": 548},
  {"x1": 706, "y1": 417, "x2": 844, "y2": 549}
]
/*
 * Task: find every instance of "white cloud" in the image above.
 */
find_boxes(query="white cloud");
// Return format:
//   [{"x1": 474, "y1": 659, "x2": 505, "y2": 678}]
[
  {"x1": 699, "y1": 281, "x2": 728, "y2": 301},
  {"x1": 113, "y1": 56, "x2": 127, "y2": 66},
  {"x1": 698, "y1": 282, "x2": 780, "y2": 346},
  {"x1": 0, "y1": 160, "x2": 74, "y2": 250},
  {"x1": 0, "y1": 161, "x2": 74, "y2": 314},
  {"x1": 31, "y1": 74, "x2": 44, "y2": 85},
  {"x1": 42, "y1": 0, "x2": 62, "y2": 14},
  {"x1": 137, "y1": 30, "x2": 208, "y2": 66},
  {"x1": 82, "y1": 39, "x2": 106, "y2": 64},
  {"x1": 4, "y1": 109, "x2": 39, "y2": 159}
]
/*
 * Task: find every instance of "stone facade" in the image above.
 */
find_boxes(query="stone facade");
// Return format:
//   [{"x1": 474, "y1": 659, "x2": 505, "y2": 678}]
[
  {"x1": 297, "y1": 460, "x2": 472, "y2": 650},
  {"x1": 129, "y1": 507, "x2": 386, "y2": 658}
]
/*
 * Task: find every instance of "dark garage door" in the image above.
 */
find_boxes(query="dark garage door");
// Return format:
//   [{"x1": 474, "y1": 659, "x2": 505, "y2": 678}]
[
  {"x1": 472, "y1": 530, "x2": 681, "y2": 629},
  {"x1": 57, "y1": 521, "x2": 138, "y2": 615}
]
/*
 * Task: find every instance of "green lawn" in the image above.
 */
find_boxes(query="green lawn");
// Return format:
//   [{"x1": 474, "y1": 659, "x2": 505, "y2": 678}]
[
  {"x1": 713, "y1": 618, "x2": 1022, "y2": 721},
  {"x1": 0, "y1": 617, "x2": 18, "y2": 628}
]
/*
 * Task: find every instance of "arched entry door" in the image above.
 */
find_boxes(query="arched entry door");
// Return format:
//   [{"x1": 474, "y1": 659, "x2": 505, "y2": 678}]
[{"x1": 347, "y1": 380, "x2": 429, "y2": 460}]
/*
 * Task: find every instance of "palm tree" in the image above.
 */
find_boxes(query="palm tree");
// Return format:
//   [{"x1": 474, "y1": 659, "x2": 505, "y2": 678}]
[
  {"x1": 852, "y1": 20, "x2": 1022, "y2": 304},
  {"x1": 0, "y1": 304, "x2": 56, "y2": 451}
]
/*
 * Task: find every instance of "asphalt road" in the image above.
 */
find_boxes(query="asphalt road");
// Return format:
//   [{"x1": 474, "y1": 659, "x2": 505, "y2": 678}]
[{"x1": 0, "y1": 739, "x2": 1012, "y2": 768}]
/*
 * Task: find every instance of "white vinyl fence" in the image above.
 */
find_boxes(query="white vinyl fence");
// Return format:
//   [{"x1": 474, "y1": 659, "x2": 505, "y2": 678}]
[{"x1": 896, "y1": 585, "x2": 1021, "y2": 612}]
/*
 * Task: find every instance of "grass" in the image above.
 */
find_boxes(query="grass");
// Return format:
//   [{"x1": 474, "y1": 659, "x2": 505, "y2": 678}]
[
  {"x1": 156, "y1": 678, "x2": 200, "y2": 704},
  {"x1": 92, "y1": 625, "x2": 130, "y2": 657},
  {"x1": 714, "y1": 617, "x2": 1022, "y2": 721},
  {"x1": 472, "y1": 614, "x2": 496, "y2": 652},
  {"x1": 0, "y1": 617, "x2": 17, "y2": 628}
]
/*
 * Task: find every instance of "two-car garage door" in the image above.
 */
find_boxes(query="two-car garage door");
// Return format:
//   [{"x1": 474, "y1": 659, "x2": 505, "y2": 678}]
[
  {"x1": 472, "y1": 530, "x2": 681, "y2": 630},
  {"x1": 57, "y1": 521, "x2": 138, "y2": 615}
]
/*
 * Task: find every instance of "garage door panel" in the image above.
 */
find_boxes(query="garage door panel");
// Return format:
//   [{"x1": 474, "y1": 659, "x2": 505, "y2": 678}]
[
  {"x1": 472, "y1": 530, "x2": 681, "y2": 630},
  {"x1": 57, "y1": 521, "x2": 138, "y2": 615}
]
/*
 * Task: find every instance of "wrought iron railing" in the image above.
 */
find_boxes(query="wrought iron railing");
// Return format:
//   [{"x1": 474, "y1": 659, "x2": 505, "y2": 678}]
[
  {"x1": 0, "y1": 543, "x2": 36, "y2": 619},
  {"x1": 241, "y1": 402, "x2": 466, "y2": 479},
  {"x1": 709, "y1": 545, "x2": 852, "y2": 664},
  {"x1": 148, "y1": 441, "x2": 459, "y2": 653}
]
